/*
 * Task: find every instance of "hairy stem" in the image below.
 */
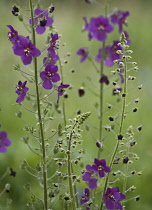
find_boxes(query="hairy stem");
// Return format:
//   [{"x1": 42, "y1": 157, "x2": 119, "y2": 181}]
[{"x1": 29, "y1": 1, "x2": 48, "y2": 209}]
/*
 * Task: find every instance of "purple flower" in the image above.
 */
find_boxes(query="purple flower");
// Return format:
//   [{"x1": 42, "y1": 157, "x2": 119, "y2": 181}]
[
  {"x1": 43, "y1": 48, "x2": 59, "y2": 67},
  {"x1": 104, "y1": 187, "x2": 125, "y2": 210},
  {"x1": 7, "y1": 25, "x2": 20, "y2": 42},
  {"x1": 84, "y1": 16, "x2": 114, "y2": 41},
  {"x1": 80, "y1": 188, "x2": 90, "y2": 205},
  {"x1": 92, "y1": 158, "x2": 111, "y2": 177},
  {"x1": 40, "y1": 65, "x2": 60, "y2": 89},
  {"x1": 82, "y1": 165, "x2": 98, "y2": 190},
  {"x1": 29, "y1": 9, "x2": 54, "y2": 34},
  {"x1": 99, "y1": 74, "x2": 109, "y2": 85},
  {"x1": 96, "y1": 40, "x2": 122, "y2": 67},
  {"x1": 110, "y1": 10, "x2": 130, "y2": 33},
  {"x1": 49, "y1": 33, "x2": 59, "y2": 49},
  {"x1": 0, "y1": 131, "x2": 12, "y2": 153},
  {"x1": 77, "y1": 48, "x2": 89, "y2": 62},
  {"x1": 13, "y1": 37, "x2": 41, "y2": 65},
  {"x1": 113, "y1": 86, "x2": 122, "y2": 95},
  {"x1": 57, "y1": 83, "x2": 70, "y2": 103},
  {"x1": 16, "y1": 81, "x2": 29, "y2": 103}
]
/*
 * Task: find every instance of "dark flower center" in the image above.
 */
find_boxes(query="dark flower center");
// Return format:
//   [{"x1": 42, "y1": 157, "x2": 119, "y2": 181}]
[
  {"x1": 24, "y1": 48, "x2": 31, "y2": 55},
  {"x1": 46, "y1": 72, "x2": 54, "y2": 79},
  {"x1": 108, "y1": 193, "x2": 115, "y2": 201},
  {"x1": 98, "y1": 24, "x2": 105, "y2": 31},
  {"x1": 40, "y1": 19, "x2": 47, "y2": 26}
]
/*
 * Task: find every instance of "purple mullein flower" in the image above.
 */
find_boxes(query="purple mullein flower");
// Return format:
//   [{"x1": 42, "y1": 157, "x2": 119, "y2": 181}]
[
  {"x1": 49, "y1": 33, "x2": 59, "y2": 49},
  {"x1": 110, "y1": 10, "x2": 130, "y2": 33},
  {"x1": 16, "y1": 81, "x2": 29, "y2": 103},
  {"x1": 57, "y1": 83, "x2": 70, "y2": 103},
  {"x1": 0, "y1": 131, "x2": 12, "y2": 153},
  {"x1": 96, "y1": 40, "x2": 122, "y2": 67},
  {"x1": 80, "y1": 188, "x2": 90, "y2": 205},
  {"x1": 13, "y1": 37, "x2": 41, "y2": 65},
  {"x1": 85, "y1": 16, "x2": 114, "y2": 41},
  {"x1": 99, "y1": 74, "x2": 109, "y2": 85},
  {"x1": 92, "y1": 158, "x2": 111, "y2": 177},
  {"x1": 82, "y1": 164, "x2": 98, "y2": 190},
  {"x1": 7, "y1": 25, "x2": 20, "y2": 42},
  {"x1": 40, "y1": 65, "x2": 60, "y2": 89},
  {"x1": 77, "y1": 47, "x2": 89, "y2": 62},
  {"x1": 29, "y1": 9, "x2": 54, "y2": 34},
  {"x1": 103, "y1": 187, "x2": 126, "y2": 210},
  {"x1": 43, "y1": 48, "x2": 59, "y2": 67}
]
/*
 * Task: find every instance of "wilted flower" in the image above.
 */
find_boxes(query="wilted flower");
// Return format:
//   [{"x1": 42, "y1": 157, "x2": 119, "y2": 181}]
[
  {"x1": 16, "y1": 81, "x2": 29, "y2": 103},
  {"x1": 0, "y1": 131, "x2": 11, "y2": 153},
  {"x1": 29, "y1": 9, "x2": 54, "y2": 34},
  {"x1": 57, "y1": 83, "x2": 70, "y2": 103},
  {"x1": 77, "y1": 47, "x2": 89, "y2": 62},
  {"x1": 80, "y1": 188, "x2": 90, "y2": 205},
  {"x1": 99, "y1": 74, "x2": 109, "y2": 85},
  {"x1": 7, "y1": 25, "x2": 20, "y2": 42},
  {"x1": 110, "y1": 10, "x2": 130, "y2": 33},
  {"x1": 103, "y1": 187, "x2": 125, "y2": 210},
  {"x1": 12, "y1": 5, "x2": 19, "y2": 16}
]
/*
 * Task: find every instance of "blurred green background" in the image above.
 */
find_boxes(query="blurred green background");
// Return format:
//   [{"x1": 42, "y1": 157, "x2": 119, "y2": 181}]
[{"x1": 0, "y1": 0, "x2": 152, "y2": 209}]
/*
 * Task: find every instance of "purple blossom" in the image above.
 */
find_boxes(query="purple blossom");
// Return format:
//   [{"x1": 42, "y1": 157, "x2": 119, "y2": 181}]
[
  {"x1": 96, "y1": 40, "x2": 122, "y2": 67},
  {"x1": 0, "y1": 131, "x2": 12, "y2": 153},
  {"x1": 43, "y1": 48, "x2": 59, "y2": 67},
  {"x1": 49, "y1": 33, "x2": 59, "y2": 49},
  {"x1": 7, "y1": 25, "x2": 20, "y2": 42},
  {"x1": 77, "y1": 47, "x2": 89, "y2": 62},
  {"x1": 40, "y1": 65, "x2": 60, "y2": 89},
  {"x1": 84, "y1": 16, "x2": 114, "y2": 41},
  {"x1": 16, "y1": 81, "x2": 29, "y2": 103},
  {"x1": 13, "y1": 37, "x2": 41, "y2": 65},
  {"x1": 110, "y1": 10, "x2": 130, "y2": 33},
  {"x1": 80, "y1": 188, "x2": 90, "y2": 205},
  {"x1": 29, "y1": 9, "x2": 54, "y2": 34},
  {"x1": 104, "y1": 187, "x2": 126, "y2": 210},
  {"x1": 82, "y1": 164, "x2": 98, "y2": 190},
  {"x1": 57, "y1": 83, "x2": 70, "y2": 103},
  {"x1": 99, "y1": 74, "x2": 109, "y2": 85},
  {"x1": 92, "y1": 158, "x2": 111, "y2": 177},
  {"x1": 113, "y1": 86, "x2": 122, "y2": 95}
]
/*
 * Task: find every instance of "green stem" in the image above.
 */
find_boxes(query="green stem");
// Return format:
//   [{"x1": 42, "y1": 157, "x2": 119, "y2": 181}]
[
  {"x1": 98, "y1": 0, "x2": 109, "y2": 159},
  {"x1": 67, "y1": 123, "x2": 77, "y2": 210},
  {"x1": 29, "y1": 1, "x2": 48, "y2": 209},
  {"x1": 99, "y1": 43, "x2": 127, "y2": 210}
]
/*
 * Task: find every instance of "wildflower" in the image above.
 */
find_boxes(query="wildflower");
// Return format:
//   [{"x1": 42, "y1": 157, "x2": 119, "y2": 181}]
[
  {"x1": 96, "y1": 40, "x2": 122, "y2": 67},
  {"x1": 82, "y1": 164, "x2": 98, "y2": 190},
  {"x1": 16, "y1": 81, "x2": 29, "y2": 103},
  {"x1": 43, "y1": 48, "x2": 59, "y2": 67},
  {"x1": 7, "y1": 25, "x2": 19, "y2": 42},
  {"x1": 57, "y1": 83, "x2": 70, "y2": 103},
  {"x1": 92, "y1": 158, "x2": 111, "y2": 177},
  {"x1": 49, "y1": 33, "x2": 59, "y2": 49},
  {"x1": 13, "y1": 37, "x2": 41, "y2": 65},
  {"x1": 40, "y1": 65, "x2": 60, "y2": 89},
  {"x1": 29, "y1": 9, "x2": 54, "y2": 34},
  {"x1": 103, "y1": 187, "x2": 125, "y2": 210},
  {"x1": 0, "y1": 131, "x2": 11, "y2": 153},
  {"x1": 84, "y1": 16, "x2": 114, "y2": 41},
  {"x1": 110, "y1": 10, "x2": 130, "y2": 33},
  {"x1": 99, "y1": 74, "x2": 109, "y2": 85},
  {"x1": 80, "y1": 188, "x2": 90, "y2": 205},
  {"x1": 77, "y1": 47, "x2": 89, "y2": 62}
]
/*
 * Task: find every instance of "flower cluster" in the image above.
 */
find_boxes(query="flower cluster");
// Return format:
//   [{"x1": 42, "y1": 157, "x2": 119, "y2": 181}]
[{"x1": 81, "y1": 158, "x2": 125, "y2": 210}]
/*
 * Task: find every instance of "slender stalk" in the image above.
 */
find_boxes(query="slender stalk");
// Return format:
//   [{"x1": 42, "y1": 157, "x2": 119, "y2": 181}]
[
  {"x1": 99, "y1": 40, "x2": 128, "y2": 210},
  {"x1": 67, "y1": 123, "x2": 77, "y2": 210},
  {"x1": 98, "y1": 0, "x2": 109, "y2": 159},
  {"x1": 29, "y1": 1, "x2": 48, "y2": 209}
]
